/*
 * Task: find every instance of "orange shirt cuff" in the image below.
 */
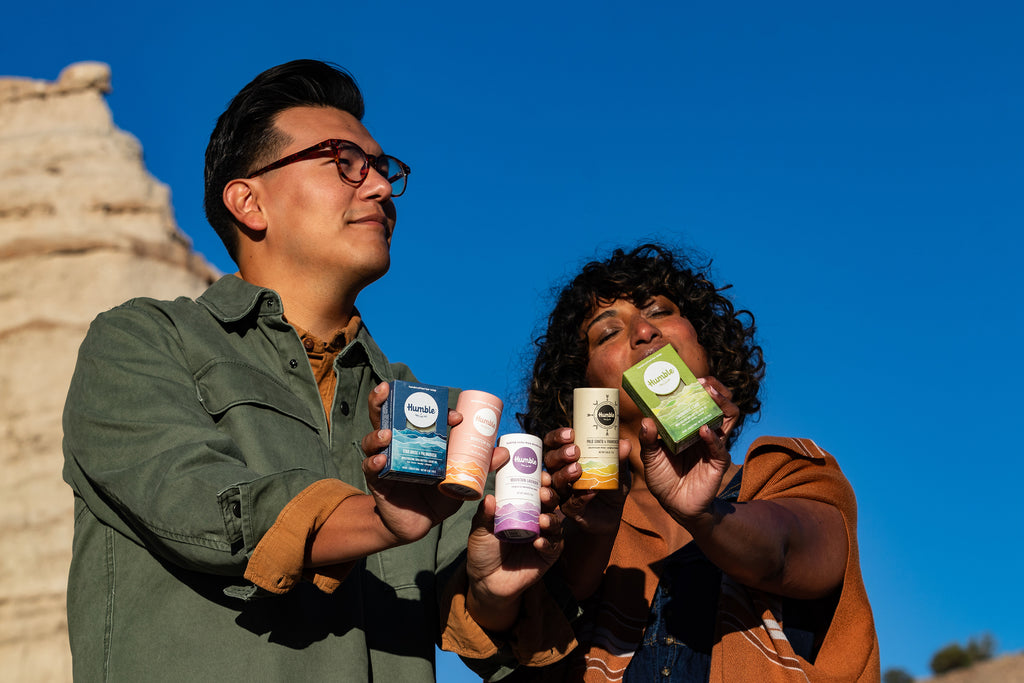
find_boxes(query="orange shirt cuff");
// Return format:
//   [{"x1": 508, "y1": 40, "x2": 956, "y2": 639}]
[
  {"x1": 243, "y1": 479, "x2": 363, "y2": 594},
  {"x1": 440, "y1": 562, "x2": 577, "y2": 667}
]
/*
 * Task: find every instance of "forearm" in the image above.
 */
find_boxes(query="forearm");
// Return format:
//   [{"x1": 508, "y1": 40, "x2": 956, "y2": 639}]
[
  {"x1": 307, "y1": 493, "x2": 402, "y2": 566},
  {"x1": 678, "y1": 497, "x2": 847, "y2": 599},
  {"x1": 558, "y1": 523, "x2": 617, "y2": 601}
]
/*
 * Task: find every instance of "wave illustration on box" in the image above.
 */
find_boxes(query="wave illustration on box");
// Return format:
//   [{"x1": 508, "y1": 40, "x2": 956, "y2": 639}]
[
  {"x1": 391, "y1": 430, "x2": 447, "y2": 476},
  {"x1": 574, "y1": 461, "x2": 618, "y2": 489},
  {"x1": 495, "y1": 502, "x2": 540, "y2": 541},
  {"x1": 442, "y1": 460, "x2": 486, "y2": 489},
  {"x1": 495, "y1": 503, "x2": 539, "y2": 527}
]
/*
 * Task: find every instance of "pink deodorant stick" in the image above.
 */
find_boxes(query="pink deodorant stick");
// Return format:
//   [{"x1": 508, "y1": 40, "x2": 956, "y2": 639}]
[{"x1": 440, "y1": 390, "x2": 503, "y2": 500}]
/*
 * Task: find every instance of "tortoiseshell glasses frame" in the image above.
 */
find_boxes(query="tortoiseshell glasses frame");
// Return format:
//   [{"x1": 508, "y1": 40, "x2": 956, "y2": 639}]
[{"x1": 246, "y1": 139, "x2": 410, "y2": 197}]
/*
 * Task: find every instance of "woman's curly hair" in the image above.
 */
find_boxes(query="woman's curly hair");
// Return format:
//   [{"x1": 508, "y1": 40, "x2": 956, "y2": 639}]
[{"x1": 519, "y1": 243, "x2": 765, "y2": 449}]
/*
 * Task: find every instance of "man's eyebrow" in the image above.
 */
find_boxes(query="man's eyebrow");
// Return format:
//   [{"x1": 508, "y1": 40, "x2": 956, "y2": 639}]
[{"x1": 584, "y1": 309, "x2": 618, "y2": 334}]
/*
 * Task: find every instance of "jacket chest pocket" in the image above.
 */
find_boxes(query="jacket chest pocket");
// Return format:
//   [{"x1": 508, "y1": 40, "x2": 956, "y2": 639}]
[{"x1": 195, "y1": 360, "x2": 330, "y2": 475}]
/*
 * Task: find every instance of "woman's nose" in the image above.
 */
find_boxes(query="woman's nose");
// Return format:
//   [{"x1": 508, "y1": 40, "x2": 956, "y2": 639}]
[{"x1": 631, "y1": 317, "x2": 660, "y2": 345}]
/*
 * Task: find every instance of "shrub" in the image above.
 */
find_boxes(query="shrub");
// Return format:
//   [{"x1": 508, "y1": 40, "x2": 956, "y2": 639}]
[
  {"x1": 931, "y1": 644, "x2": 971, "y2": 675},
  {"x1": 882, "y1": 667, "x2": 914, "y2": 683},
  {"x1": 929, "y1": 633, "x2": 997, "y2": 675}
]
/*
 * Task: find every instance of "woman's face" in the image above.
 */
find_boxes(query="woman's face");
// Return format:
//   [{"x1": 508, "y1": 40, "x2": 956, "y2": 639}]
[{"x1": 582, "y1": 295, "x2": 711, "y2": 425}]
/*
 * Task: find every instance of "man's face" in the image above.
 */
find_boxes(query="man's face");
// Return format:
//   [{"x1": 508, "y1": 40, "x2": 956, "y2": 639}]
[{"x1": 251, "y1": 106, "x2": 398, "y2": 291}]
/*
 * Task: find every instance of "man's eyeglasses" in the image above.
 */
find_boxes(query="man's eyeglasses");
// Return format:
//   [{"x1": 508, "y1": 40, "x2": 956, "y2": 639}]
[{"x1": 247, "y1": 139, "x2": 410, "y2": 197}]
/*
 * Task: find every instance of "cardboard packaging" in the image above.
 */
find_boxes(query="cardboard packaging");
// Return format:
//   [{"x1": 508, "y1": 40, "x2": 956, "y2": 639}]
[
  {"x1": 380, "y1": 380, "x2": 449, "y2": 483},
  {"x1": 621, "y1": 344, "x2": 723, "y2": 453}
]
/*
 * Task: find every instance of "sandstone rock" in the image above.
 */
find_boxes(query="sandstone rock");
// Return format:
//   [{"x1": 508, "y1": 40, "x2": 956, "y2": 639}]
[{"x1": 0, "y1": 63, "x2": 218, "y2": 682}]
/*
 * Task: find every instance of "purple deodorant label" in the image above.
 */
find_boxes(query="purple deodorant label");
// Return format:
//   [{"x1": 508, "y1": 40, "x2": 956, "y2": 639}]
[{"x1": 494, "y1": 433, "x2": 543, "y2": 542}]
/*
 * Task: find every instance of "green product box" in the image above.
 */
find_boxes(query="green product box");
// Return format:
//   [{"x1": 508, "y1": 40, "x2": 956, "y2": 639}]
[{"x1": 621, "y1": 344, "x2": 724, "y2": 453}]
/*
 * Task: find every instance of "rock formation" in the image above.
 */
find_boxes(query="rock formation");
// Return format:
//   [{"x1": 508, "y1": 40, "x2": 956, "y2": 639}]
[
  {"x1": 920, "y1": 652, "x2": 1024, "y2": 682},
  {"x1": 0, "y1": 62, "x2": 218, "y2": 681}
]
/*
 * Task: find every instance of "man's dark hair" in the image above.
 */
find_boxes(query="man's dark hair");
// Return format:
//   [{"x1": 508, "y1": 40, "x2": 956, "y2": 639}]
[
  {"x1": 203, "y1": 59, "x2": 365, "y2": 263},
  {"x1": 520, "y1": 243, "x2": 765, "y2": 449}
]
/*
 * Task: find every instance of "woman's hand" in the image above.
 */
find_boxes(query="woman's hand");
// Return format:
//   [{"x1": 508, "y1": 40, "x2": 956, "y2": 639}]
[
  {"x1": 639, "y1": 376, "x2": 738, "y2": 525},
  {"x1": 464, "y1": 477, "x2": 564, "y2": 632},
  {"x1": 640, "y1": 377, "x2": 848, "y2": 598},
  {"x1": 542, "y1": 427, "x2": 630, "y2": 600},
  {"x1": 543, "y1": 428, "x2": 630, "y2": 536}
]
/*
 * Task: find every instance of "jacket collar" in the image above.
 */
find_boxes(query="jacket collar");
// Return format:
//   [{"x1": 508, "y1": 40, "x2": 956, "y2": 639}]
[
  {"x1": 196, "y1": 275, "x2": 393, "y2": 381},
  {"x1": 196, "y1": 274, "x2": 272, "y2": 323}
]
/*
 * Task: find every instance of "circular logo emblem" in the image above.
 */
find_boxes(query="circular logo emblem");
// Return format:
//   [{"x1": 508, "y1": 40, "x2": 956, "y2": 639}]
[
  {"x1": 404, "y1": 392, "x2": 438, "y2": 428},
  {"x1": 644, "y1": 361, "x2": 680, "y2": 395},
  {"x1": 473, "y1": 408, "x2": 498, "y2": 437},
  {"x1": 596, "y1": 402, "x2": 617, "y2": 426},
  {"x1": 512, "y1": 446, "x2": 539, "y2": 474}
]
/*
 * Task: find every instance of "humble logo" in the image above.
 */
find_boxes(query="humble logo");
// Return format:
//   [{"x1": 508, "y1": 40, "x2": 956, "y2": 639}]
[
  {"x1": 512, "y1": 447, "x2": 539, "y2": 474},
  {"x1": 643, "y1": 361, "x2": 680, "y2": 395},
  {"x1": 404, "y1": 391, "x2": 439, "y2": 428},
  {"x1": 473, "y1": 408, "x2": 498, "y2": 437}
]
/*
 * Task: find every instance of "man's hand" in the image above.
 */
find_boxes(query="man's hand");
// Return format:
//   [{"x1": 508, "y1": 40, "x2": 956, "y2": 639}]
[
  {"x1": 361, "y1": 382, "x2": 509, "y2": 545},
  {"x1": 361, "y1": 431, "x2": 464, "y2": 544},
  {"x1": 360, "y1": 382, "x2": 467, "y2": 544}
]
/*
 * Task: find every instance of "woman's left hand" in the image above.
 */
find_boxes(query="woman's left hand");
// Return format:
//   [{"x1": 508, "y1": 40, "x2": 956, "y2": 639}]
[{"x1": 639, "y1": 376, "x2": 739, "y2": 524}]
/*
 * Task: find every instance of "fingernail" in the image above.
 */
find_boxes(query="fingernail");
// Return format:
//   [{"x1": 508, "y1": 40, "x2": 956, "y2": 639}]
[
  {"x1": 561, "y1": 428, "x2": 572, "y2": 441},
  {"x1": 378, "y1": 429, "x2": 386, "y2": 440},
  {"x1": 699, "y1": 379, "x2": 721, "y2": 398}
]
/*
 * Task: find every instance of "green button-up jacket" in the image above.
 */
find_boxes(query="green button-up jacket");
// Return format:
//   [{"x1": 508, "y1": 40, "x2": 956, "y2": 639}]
[{"x1": 62, "y1": 274, "x2": 474, "y2": 681}]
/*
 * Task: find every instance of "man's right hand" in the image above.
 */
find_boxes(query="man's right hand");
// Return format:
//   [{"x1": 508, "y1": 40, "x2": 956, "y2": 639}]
[
  {"x1": 358, "y1": 382, "x2": 470, "y2": 544},
  {"x1": 361, "y1": 426, "x2": 465, "y2": 544},
  {"x1": 305, "y1": 385, "x2": 472, "y2": 567}
]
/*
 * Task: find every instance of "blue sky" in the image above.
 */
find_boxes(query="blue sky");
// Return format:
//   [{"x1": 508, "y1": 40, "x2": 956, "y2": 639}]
[{"x1": 6, "y1": 1, "x2": 1022, "y2": 678}]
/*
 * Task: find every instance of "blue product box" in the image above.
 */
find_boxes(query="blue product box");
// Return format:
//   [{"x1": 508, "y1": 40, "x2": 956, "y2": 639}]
[{"x1": 379, "y1": 380, "x2": 449, "y2": 483}]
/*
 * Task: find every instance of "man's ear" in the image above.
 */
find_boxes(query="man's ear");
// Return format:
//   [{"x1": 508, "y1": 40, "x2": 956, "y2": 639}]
[{"x1": 223, "y1": 179, "x2": 268, "y2": 232}]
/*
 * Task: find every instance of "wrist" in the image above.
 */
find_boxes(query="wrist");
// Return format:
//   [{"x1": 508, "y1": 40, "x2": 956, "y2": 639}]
[
  {"x1": 672, "y1": 498, "x2": 725, "y2": 536},
  {"x1": 368, "y1": 497, "x2": 409, "y2": 549},
  {"x1": 307, "y1": 493, "x2": 405, "y2": 566},
  {"x1": 467, "y1": 578, "x2": 523, "y2": 633}
]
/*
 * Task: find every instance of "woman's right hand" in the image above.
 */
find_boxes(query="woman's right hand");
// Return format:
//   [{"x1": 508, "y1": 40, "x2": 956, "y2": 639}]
[
  {"x1": 543, "y1": 427, "x2": 630, "y2": 537},
  {"x1": 543, "y1": 427, "x2": 630, "y2": 600}
]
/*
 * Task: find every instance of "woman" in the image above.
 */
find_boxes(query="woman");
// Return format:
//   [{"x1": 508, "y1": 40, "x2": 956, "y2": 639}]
[{"x1": 516, "y1": 244, "x2": 879, "y2": 682}]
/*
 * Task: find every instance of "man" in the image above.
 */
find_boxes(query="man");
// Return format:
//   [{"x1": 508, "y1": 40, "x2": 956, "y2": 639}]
[{"x1": 62, "y1": 60, "x2": 574, "y2": 681}]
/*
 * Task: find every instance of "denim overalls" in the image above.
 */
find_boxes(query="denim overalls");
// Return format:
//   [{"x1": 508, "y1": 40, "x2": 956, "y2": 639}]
[{"x1": 623, "y1": 467, "x2": 831, "y2": 682}]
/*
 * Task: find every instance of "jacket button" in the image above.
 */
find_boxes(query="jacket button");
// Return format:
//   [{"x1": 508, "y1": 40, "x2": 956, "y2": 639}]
[
  {"x1": 339, "y1": 401, "x2": 350, "y2": 416},
  {"x1": 289, "y1": 359, "x2": 298, "y2": 368},
  {"x1": 231, "y1": 501, "x2": 241, "y2": 518}
]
